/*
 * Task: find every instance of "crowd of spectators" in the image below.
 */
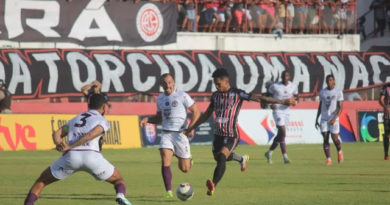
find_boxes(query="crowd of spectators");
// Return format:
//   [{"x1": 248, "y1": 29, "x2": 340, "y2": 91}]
[{"x1": 177, "y1": 0, "x2": 358, "y2": 35}]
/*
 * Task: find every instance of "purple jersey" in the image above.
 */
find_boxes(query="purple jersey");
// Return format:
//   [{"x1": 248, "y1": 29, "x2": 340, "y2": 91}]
[{"x1": 210, "y1": 88, "x2": 251, "y2": 138}]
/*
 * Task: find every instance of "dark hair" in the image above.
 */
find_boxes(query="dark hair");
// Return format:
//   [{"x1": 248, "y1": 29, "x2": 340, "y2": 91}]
[
  {"x1": 212, "y1": 68, "x2": 229, "y2": 79},
  {"x1": 326, "y1": 74, "x2": 335, "y2": 82},
  {"x1": 88, "y1": 93, "x2": 108, "y2": 109},
  {"x1": 160, "y1": 73, "x2": 173, "y2": 83}
]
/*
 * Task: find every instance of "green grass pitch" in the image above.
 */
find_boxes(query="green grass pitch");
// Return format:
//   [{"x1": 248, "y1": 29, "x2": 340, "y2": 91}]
[{"x1": 1, "y1": 143, "x2": 390, "y2": 205}]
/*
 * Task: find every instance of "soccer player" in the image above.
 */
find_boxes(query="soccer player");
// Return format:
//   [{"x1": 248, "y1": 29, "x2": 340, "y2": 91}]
[
  {"x1": 264, "y1": 70, "x2": 298, "y2": 164},
  {"x1": 139, "y1": 73, "x2": 200, "y2": 198},
  {"x1": 24, "y1": 94, "x2": 132, "y2": 205},
  {"x1": 184, "y1": 68, "x2": 293, "y2": 196},
  {"x1": 315, "y1": 74, "x2": 344, "y2": 165},
  {"x1": 379, "y1": 82, "x2": 390, "y2": 160}
]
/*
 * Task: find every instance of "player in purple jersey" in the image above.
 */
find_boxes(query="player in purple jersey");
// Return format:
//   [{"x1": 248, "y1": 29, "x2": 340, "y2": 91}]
[
  {"x1": 24, "y1": 94, "x2": 132, "y2": 205},
  {"x1": 185, "y1": 68, "x2": 294, "y2": 196},
  {"x1": 379, "y1": 82, "x2": 390, "y2": 160}
]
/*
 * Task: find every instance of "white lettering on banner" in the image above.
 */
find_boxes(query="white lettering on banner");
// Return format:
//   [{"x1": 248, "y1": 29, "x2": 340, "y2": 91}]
[
  {"x1": 66, "y1": 52, "x2": 96, "y2": 91},
  {"x1": 5, "y1": 0, "x2": 60, "y2": 39},
  {"x1": 257, "y1": 56, "x2": 285, "y2": 93},
  {"x1": 290, "y1": 56, "x2": 310, "y2": 93},
  {"x1": 94, "y1": 54, "x2": 125, "y2": 92},
  {"x1": 8, "y1": 53, "x2": 32, "y2": 94},
  {"x1": 151, "y1": 54, "x2": 170, "y2": 92},
  {"x1": 126, "y1": 53, "x2": 155, "y2": 92},
  {"x1": 229, "y1": 55, "x2": 259, "y2": 93},
  {"x1": 32, "y1": 53, "x2": 61, "y2": 93},
  {"x1": 198, "y1": 54, "x2": 216, "y2": 92},
  {"x1": 317, "y1": 56, "x2": 346, "y2": 90},
  {"x1": 370, "y1": 55, "x2": 390, "y2": 84},
  {"x1": 349, "y1": 55, "x2": 369, "y2": 88},
  {"x1": 68, "y1": 0, "x2": 122, "y2": 41},
  {"x1": 165, "y1": 55, "x2": 198, "y2": 91},
  {"x1": 0, "y1": 62, "x2": 5, "y2": 82}
]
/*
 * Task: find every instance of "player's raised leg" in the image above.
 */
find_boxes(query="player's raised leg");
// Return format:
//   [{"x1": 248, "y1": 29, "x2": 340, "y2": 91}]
[
  {"x1": 227, "y1": 152, "x2": 249, "y2": 172},
  {"x1": 160, "y1": 148, "x2": 174, "y2": 198},
  {"x1": 105, "y1": 168, "x2": 131, "y2": 205},
  {"x1": 24, "y1": 167, "x2": 58, "y2": 205}
]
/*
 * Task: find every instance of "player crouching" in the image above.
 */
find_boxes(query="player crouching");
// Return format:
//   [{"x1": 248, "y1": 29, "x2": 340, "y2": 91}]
[{"x1": 24, "y1": 94, "x2": 132, "y2": 205}]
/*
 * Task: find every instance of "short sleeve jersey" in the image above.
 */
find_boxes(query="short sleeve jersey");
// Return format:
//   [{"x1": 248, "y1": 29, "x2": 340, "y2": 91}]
[
  {"x1": 67, "y1": 110, "x2": 110, "y2": 152},
  {"x1": 210, "y1": 88, "x2": 251, "y2": 138},
  {"x1": 380, "y1": 83, "x2": 390, "y2": 119},
  {"x1": 319, "y1": 88, "x2": 344, "y2": 121},
  {"x1": 156, "y1": 89, "x2": 195, "y2": 132},
  {"x1": 269, "y1": 81, "x2": 298, "y2": 113}
]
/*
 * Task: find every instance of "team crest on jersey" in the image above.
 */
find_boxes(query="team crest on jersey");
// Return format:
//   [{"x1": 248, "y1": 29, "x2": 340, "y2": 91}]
[
  {"x1": 172, "y1": 100, "x2": 178, "y2": 107},
  {"x1": 165, "y1": 101, "x2": 170, "y2": 106},
  {"x1": 136, "y1": 3, "x2": 164, "y2": 42}
]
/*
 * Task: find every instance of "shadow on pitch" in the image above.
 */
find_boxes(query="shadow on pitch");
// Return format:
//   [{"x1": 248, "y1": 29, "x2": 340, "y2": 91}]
[{"x1": 0, "y1": 193, "x2": 113, "y2": 201}]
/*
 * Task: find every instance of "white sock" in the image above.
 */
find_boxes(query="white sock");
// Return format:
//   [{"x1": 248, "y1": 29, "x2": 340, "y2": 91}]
[
  {"x1": 116, "y1": 193, "x2": 125, "y2": 198},
  {"x1": 268, "y1": 150, "x2": 273, "y2": 155},
  {"x1": 327, "y1": 157, "x2": 331, "y2": 161},
  {"x1": 283, "y1": 154, "x2": 288, "y2": 159}
]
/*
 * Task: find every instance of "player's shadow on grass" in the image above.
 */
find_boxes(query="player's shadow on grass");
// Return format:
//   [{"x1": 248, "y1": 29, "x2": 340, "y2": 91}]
[
  {"x1": 0, "y1": 193, "x2": 113, "y2": 201},
  {"x1": 131, "y1": 195, "x2": 179, "y2": 203}
]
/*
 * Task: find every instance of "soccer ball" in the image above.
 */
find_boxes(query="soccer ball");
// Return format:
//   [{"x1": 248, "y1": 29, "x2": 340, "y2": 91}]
[{"x1": 176, "y1": 183, "x2": 194, "y2": 201}]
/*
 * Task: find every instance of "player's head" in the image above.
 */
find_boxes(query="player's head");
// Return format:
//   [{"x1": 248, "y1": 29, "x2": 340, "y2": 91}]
[
  {"x1": 326, "y1": 74, "x2": 335, "y2": 89},
  {"x1": 88, "y1": 93, "x2": 109, "y2": 115},
  {"x1": 281, "y1": 70, "x2": 290, "y2": 84},
  {"x1": 212, "y1": 68, "x2": 230, "y2": 92},
  {"x1": 160, "y1": 73, "x2": 175, "y2": 95}
]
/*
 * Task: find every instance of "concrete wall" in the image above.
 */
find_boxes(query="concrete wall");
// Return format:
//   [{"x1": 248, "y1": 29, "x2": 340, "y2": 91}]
[{"x1": 0, "y1": 32, "x2": 360, "y2": 52}]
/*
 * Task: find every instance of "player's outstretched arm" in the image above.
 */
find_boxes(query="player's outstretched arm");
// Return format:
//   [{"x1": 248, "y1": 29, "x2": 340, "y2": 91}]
[
  {"x1": 250, "y1": 95, "x2": 293, "y2": 105},
  {"x1": 140, "y1": 112, "x2": 162, "y2": 127},
  {"x1": 185, "y1": 104, "x2": 201, "y2": 138},
  {"x1": 81, "y1": 81, "x2": 102, "y2": 96},
  {"x1": 60, "y1": 125, "x2": 104, "y2": 152},
  {"x1": 185, "y1": 103, "x2": 213, "y2": 135},
  {"x1": 315, "y1": 101, "x2": 322, "y2": 129}
]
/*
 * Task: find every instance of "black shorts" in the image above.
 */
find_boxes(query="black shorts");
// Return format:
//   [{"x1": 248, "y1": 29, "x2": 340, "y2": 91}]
[
  {"x1": 212, "y1": 135, "x2": 239, "y2": 155},
  {"x1": 384, "y1": 118, "x2": 390, "y2": 133}
]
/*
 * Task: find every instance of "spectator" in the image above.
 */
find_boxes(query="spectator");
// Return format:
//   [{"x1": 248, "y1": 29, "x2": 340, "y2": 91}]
[
  {"x1": 184, "y1": 0, "x2": 197, "y2": 31},
  {"x1": 370, "y1": 0, "x2": 386, "y2": 37},
  {"x1": 216, "y1": 0, "x2": 227, "y2": 32},
  {"x1": 273, "y1": 21, "x2": 284, "y2": 38},
  {"x1": 234, "y1": 0, "x2": 245, "y2": 32},
  {"x1": 296, "y1": 0, "x2": 308, "y2": 34},
  {"x1": 321, "y1": 0, "x2": 336, "y2": 34},
  {"x1": 306, "y1": 0, "x2": 320, "y2": 34},
  {"x1": 387, "y1": 0, "x2": 390, "y2": 31},
  {"x1": 0, "y1": 80, "x2": 11, "y2": 114},
  {"x1": 203, "y1": 0, "x2": 218, "y2": 32},
  {"x1": 263, "y1": 0, "x2": 276, "y2": 33},
  {"x1": 257, "y1": 0, "x2": 268, "y2": 33},
  {"x1": 285, "y1": 0, "x2": 295, "y2": 33},
  {"x1": 275, "y1": 0, "x2": 287, "y2": 32},
  {"x1": 357, "y1": 16, "x2": 367, "y2": 40},
  {"x1": 334, "y1": 0, "x2": 348, "y2": 35},
  {"x1": 244, "y1": 0, "x2": 255, "y2": 33},
  {"x1": 346, "y1": 0, "x2": 355, "y2": 33}
]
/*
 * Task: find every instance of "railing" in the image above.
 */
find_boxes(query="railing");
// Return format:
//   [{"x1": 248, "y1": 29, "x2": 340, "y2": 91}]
[{"x1": 177, "y1": 0, "x2": 357, "y2": 34}]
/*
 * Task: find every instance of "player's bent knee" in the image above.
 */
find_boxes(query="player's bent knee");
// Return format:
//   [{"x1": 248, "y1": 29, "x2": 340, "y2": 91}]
[{"x1": 216, "y1": 153, "x2": 227, "y2": 162}]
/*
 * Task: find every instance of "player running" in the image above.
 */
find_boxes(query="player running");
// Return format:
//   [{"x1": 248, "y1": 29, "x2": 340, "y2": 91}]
[
  {"x1": 24, "y1": 94, "x2": 132, "y2": 205},
  {"x1": 140, "y1": 73, "x2": 200, "y2": 198},
  {"x1": 264, "y1": 70, "x2": 298, "y2": 164},
  {"x1": 185, "y1": 68, "x2": 293, "y2": 196},
  {"x1": 315, "y1": 75, "x2": 344, "y2": 165},
  {"x1": 379, "y1": 82, "x2": 390, "y2": 160}
]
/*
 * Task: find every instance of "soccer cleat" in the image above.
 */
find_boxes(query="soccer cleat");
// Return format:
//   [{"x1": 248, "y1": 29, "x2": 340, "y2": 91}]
[
  {"x1": 385, "y1": 156, "x2": 390, "y2": 161},
  {"x1": 164, "y1": 191, "x2": 174, "y2": 198},
  {"x1": 338, "y1": 151, "x2": 343, "y2": 164},
  {"x1": 241, "y1": 155, "x2": 249, "y2": 172},
  {"x1": 206, "y1": 179, "x2": 215, "y2": 196},
  {"x1": 325, "y1": 160, "x2": 332, "y2": 165},
  {"x1": 116, "y1": 196, "x2": 132, "y2": 205},
  {"x1": 283, "y1": 157, "x2": 290, "y2": 164},
  {"x1": 264, "y1": 151, "x2": 272, "y2": 164}
]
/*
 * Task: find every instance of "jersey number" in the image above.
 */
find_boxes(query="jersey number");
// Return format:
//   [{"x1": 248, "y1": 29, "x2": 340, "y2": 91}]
[{"x1": 74, "y1": 113, "x2": 91, "y2": 127}]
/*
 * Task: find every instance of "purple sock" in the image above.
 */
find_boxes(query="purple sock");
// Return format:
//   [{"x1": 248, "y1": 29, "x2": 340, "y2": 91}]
[
  {"x1": 323, "y1": 142, "x2": 331, "y2": 159},
  {"x1": 24, "y1": 192, "x2": 38, "y2": 205},
  {"x1": 162, "y1": 166, "x2": 172, "y2": 191},
  {"x1": 115, "y1": 183, "x2": 126, "y2": 195},
  {"x1": 334, "y1": 139, "x2": 342, "y2": 152}
]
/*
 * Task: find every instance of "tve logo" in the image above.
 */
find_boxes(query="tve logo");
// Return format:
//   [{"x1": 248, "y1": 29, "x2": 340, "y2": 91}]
[{"x1": 0, "y1": 117, "x2": 36, "y2": 151}]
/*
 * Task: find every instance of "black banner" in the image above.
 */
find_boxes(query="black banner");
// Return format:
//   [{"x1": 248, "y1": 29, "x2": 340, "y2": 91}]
[
  {"x1": 1, "y1": 50, "x2": 390, "y2": 98},
  {"x1": 140, "y1": 115, "x2": 214, "y2": 147},
  {"x1": 0, "y1": 0, "x2": 177, "y2": 46}
]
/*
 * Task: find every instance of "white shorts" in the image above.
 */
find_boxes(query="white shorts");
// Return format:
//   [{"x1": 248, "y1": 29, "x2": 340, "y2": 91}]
[
  {"x1": 320, "y1": 120, "x2": 340, "y2": 134},
  {"x1": 160, "y1": 131, "x2": 191, "y2": 159},
  {"x1": 50, "y1": 150, "x2": 115, "y2": 181},
  {"x1": 273, "y1": 112, "x2": 289, "y2": 126}
]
